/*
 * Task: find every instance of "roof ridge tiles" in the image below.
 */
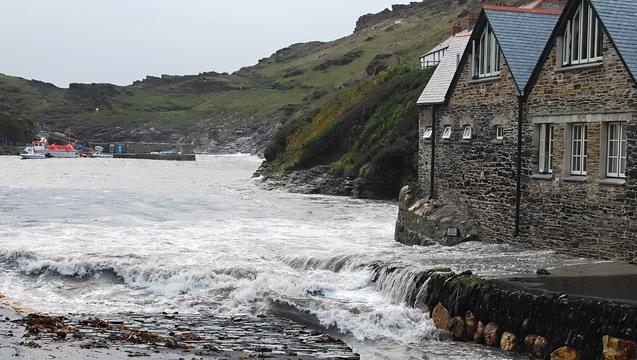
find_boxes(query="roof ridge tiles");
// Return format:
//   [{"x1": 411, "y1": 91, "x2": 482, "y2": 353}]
[{"x1": 482, "y1": 5, "x2": 561, "y2": 16}]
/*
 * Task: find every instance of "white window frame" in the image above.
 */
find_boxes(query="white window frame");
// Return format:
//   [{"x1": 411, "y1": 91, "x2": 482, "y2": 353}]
[
  {"x1": 562, "y1": 1, "x2": 603, "y2": 67},
  {"x1": 423, "y1": 127, "x2": 433, "y2": 139},
  {"x1": 472, "y1": 25, "x2": 500, "y2": 78},
  {"x1": 496, "y1": 126, "x2": 504, "y2": 140},
  {"x1": 570, "y1": 123, "x2": 588, "y2": 176},
  {"x1": 538, "y1": 124, "x2": 554, "y2": 174},
  {"x1": 606, "y1": 122, "x2": 627, "y2": 178},
  {"x1": 442, "y1": 126, "x2": 452, "y2": 140},
  {"x1": 462, "y1": 126, "x2": 472, "y2": 140}
]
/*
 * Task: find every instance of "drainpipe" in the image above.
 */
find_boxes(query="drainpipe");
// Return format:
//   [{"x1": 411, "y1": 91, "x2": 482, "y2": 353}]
[
  {"x1": 430, "y1": 105, "x2": 437, "y2": 199},
  {"x1": 514, "y1": 96, "x2": 524, "y2": 237}
]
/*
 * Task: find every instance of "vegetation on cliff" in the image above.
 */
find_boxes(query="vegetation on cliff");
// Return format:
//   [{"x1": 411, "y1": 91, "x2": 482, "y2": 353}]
[
  {"x1": 0, "y1": 0, "x2": 526, "y2": 153},
  {"x1": 264, "y1": 66, "x2": 434, "y2": 197}
]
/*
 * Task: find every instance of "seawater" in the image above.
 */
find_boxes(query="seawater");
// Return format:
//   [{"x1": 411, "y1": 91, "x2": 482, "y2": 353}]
[{"x1": 0, "y1": 155, "x2": 587, "y2": 359}]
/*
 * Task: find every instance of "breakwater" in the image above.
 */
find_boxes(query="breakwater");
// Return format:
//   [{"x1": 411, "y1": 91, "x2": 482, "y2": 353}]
[{"x1": 374, "y1": 266, "x2": 637, "y2": 359}]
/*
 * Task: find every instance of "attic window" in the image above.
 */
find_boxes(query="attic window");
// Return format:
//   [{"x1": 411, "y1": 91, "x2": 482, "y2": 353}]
[
  {"x1": 561, "y1": 1, "x2": 603, "y2": 67},
  {"x1": 472, "y1": 25, "x2": 500, "y2": 78},
  {"x1": 463, "y1": 126, "x2": 472, "y2": 140},
  {"x1": 442, "y1": 126, "x2": 452, "y2": 140},
  {"x1": 423, "y1": 127, "x2": 433, "y2": 139}
]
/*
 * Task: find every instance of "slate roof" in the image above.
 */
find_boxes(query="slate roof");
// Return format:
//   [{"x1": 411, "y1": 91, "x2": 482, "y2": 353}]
[
  {"x1": 482, "y1": 6, "x2": 560, "y2": 94},
  {"x1": 417, "y1": 32, "x2": 471, "y2": 105},
  {"x1": 589, "y1": 0, "x2": 637, "y2": 84}
]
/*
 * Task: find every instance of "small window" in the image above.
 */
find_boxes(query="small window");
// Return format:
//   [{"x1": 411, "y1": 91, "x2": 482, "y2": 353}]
[
  {"x1": 423, "y1": 127, "x2": 433, "y2": 139},
  {"x1": 571, "y1": 123, "x2": 588, "y2": 176},
  {"x1": 496, "y1": 126, "x2": 504, "y2": 140},
  {"x1": 442, "y1": 126, "x2": 452, "y2": 140},
  {"x1": 463, "y1": 126, "x2": 472, "y2": 140},
  {"x1": 606, "y1": 122, "x2": 627, "y2": 178},
  {"x1": 538, "y1": 124, "x2": 554, "y2": 174}
]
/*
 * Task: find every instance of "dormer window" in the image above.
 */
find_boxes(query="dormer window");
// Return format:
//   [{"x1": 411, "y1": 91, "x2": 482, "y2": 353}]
[
  {"x1": 561, "y1": 1, "x2": 603, "y2": 67},
  {"x1": 472, "y1": 25, "x2": 500, "y2": 78}
]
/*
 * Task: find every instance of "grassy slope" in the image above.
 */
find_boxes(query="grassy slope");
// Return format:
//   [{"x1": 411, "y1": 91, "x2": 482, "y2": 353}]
[{"x1": 0, "y1": 0, "x2": 527, "y2": 150}]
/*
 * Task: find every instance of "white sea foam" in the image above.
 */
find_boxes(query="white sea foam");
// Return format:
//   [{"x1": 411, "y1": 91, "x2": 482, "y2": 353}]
[{"x1": 0, "y1": 155, "x2": 590, "y2": 359}]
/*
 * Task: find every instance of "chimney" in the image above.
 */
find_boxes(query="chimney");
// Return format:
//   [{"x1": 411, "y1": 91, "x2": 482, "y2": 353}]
[
  {"x1": 452, "y1": 23, "x2": 462, "y2": 35},
  {"x1": 465, "y1": 9, "x2": 480, "y2": 30}
]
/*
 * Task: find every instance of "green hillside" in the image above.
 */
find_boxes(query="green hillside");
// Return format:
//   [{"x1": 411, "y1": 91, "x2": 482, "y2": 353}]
[{"x1": 0, "y1": 0, "x2": 526, "y2": 155}]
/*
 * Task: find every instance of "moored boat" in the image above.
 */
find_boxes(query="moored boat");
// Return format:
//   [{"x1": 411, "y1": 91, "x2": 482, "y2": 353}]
[{"x1": 19, "y1": 146, "x2": 46, "y2": 160}]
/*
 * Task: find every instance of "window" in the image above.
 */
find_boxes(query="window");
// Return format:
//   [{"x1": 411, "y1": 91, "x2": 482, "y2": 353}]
[
  {"x1": 561, "y1": 1, "x2": 603, "y2": 67},
  {"x1": 463, "y1": 126, "x2": 472, "y2": 140},
  {"x1": 442, "y1": 126, "x2": 452, "y2": 140},
  {"x1": 472, "y1": 25, "x2": 500, "y2": 78},
  {"x1": 496, "y1": 126, "x2": 504, "y2": 140},
  {"x1": 571, "y1": 123, "x2": 588, "y2": 176},
  {"x1": 423, "y1": 127, "x2": 433, "y2": 139},
  {"x1": 606, "y1": 122, "x2": 627, "y2": 178},
  {"x1": 538, "y1": 124, "x2": 554, "y2": 174}
]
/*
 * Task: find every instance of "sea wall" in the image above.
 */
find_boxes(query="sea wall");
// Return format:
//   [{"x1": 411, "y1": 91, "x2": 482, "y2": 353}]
[{"x1": 374, "y1": 267, "x2": 637, "y2": 359}]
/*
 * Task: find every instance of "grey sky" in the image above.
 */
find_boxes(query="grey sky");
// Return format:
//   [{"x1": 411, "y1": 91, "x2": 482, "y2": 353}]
[{"x1": 0, "y1": 1, "x2": 414, "y2": 87}]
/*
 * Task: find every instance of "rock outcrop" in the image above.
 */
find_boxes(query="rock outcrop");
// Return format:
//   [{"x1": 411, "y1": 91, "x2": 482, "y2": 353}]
[{"x1": 395, "y1": 185, "x2": 479, "y2": 246}]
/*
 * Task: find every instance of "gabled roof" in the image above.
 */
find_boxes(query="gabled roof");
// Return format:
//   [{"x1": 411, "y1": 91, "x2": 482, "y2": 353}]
[
  {"x1": 588, "y1": 0, "x2": 637, "y2": 85},
  {"x1": 436, "y1": 6, "x2": 560, "y2": 105},
  {"x1": 482, "y1": 6, "x2": 560, "y2": 95},
  {"x1": 417, "y1": 32, "x2": 471, "y2": 105}
]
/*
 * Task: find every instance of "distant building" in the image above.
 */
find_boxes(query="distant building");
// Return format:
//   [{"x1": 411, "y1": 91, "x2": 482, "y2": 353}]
[{"x1": 413, "y1": 0, "x2": 637, "y2": 261}]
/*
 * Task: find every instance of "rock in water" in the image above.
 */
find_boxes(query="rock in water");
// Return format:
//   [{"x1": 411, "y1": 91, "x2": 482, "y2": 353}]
[
  {"x1": 449, "y1": 317, "x2": 465, "y2": 339},
  {"x1": 431, "y1": 303, "x2": 451, "y2": 332},
  {"x1": 551, "y1": 346, "x2": 580, "y2": 360},
  {"x1": 474, "y1": 321, "x2": 485, "y2": 344},
  {"x1": 484, "y1": 322, "x2": 500, "y2": 346},
  {"x1": 602, "y1": 336, "x2": 637, "y2": 360},
  {"x1": 525, "y1": 335, "x2": 549, "y2": 357},
  {"x1": 500, "y1": 331, "x2": 516, "y2": 351},
  {"x1": 465, "y1": 311, "x2": 477, "y2": 339}
]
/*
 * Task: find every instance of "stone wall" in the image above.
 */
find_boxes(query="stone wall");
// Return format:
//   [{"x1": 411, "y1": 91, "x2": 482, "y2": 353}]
[
  {"x1": 418, "y1": 46, "x2": 521, "y2": 243},
  {"x1": 523, "y1": 31, "x2": 637, "y2": 261},
  {"x1": 406, "y1": 26, "x2": 637, "y2": 262}
]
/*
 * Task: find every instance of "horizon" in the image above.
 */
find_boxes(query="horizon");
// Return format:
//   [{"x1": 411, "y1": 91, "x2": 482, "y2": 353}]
[{"x1": 0, "y1": 0, "x2": 416, "y2": 88}]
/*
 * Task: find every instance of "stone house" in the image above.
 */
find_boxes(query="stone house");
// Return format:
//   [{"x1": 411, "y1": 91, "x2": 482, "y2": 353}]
[{"x1": 409, "y1": 0, "x2": 637, "y2": 261}]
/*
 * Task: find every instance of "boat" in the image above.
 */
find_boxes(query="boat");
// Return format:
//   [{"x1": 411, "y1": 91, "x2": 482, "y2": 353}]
[
  {"x1": 91, "y1": 146, "x2": 113, "y2": 158},
  {"x1": 20, "y1": 146, "x2": 46, "y2": 160},
  {"x1": 45, "y1": 144, "x2": 78, "y2": 158}
]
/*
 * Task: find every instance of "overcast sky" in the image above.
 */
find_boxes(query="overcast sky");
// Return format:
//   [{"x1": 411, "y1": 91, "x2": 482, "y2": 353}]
[{"x1": 0, "y1": 1, "x2": 415, "y2": 87}]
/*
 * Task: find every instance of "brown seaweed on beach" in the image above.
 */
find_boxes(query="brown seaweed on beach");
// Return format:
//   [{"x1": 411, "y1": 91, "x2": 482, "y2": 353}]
[{"x1": 19, "y1": 313, "x2": 74, "y2": 335}]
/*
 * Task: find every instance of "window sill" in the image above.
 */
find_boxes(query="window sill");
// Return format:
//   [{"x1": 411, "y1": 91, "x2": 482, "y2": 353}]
[
  {"x1": 563, "y1": 176, "x2": 588, "y2": 183},
  {"x1": 491, "y1": 139, "x2": 504, "y2": 145},
  {"x1": 598, "y1": 178, "x2": 626, "y2": 186},
  {"x1": 460, "y1": 139, "x2": 472, "y2": 144},
  {"x1": 531, "y1": 173, "x2": 554, "y2": 181},
  {"x1": 468, "y1": 75, "x2": 500, "y2": 85},
  {"x1": 556, "y1": 61, "x2": 603, "y2": 73}
]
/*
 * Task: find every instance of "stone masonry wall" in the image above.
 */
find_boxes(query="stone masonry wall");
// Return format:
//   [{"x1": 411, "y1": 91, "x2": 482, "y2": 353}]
[
  {"x1": 524, "y1": 31, "x2": 637, "y2": 261},
  {"x1": 408, "y1": 27, "x2": 637, "y2": 261},
  {"x1": 418, "y1": 49, "x2": 521, "y2": 243}
]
